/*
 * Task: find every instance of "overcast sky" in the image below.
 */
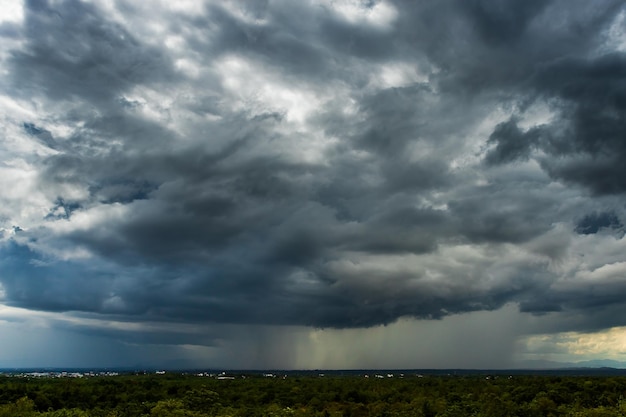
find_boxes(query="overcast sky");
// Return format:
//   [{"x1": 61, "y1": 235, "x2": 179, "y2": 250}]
[{"x1": 1, "y1": 0, "x2": 626, "y2": 369}]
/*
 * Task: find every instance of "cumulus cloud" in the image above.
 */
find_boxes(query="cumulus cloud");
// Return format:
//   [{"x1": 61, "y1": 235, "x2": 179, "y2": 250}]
[{"x1": 1, "y1": 0, "x2": 626, "y2": 367}]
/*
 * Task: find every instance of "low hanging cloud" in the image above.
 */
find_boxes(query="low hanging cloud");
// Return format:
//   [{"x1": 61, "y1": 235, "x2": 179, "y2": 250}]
[{"x1": 1, "y1": 0, "x2": 626, "y2": 360}]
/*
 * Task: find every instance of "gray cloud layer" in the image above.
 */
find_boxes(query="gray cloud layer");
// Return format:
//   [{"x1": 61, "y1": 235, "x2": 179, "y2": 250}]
[{"x1": 1, "y1": 0, "x2": 626, "y2": 349}]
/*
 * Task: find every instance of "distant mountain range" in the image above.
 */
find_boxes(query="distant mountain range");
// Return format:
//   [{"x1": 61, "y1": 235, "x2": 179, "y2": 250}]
[
  {"x1": 516, "y1": 359, "x2": 626, "y2": 369},
  {"x1": 3, "y1": 359, "x2": 626, "y2": 374}
]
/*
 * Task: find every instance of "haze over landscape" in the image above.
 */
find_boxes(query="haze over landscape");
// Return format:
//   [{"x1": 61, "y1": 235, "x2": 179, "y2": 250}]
[{"x1": 1, "y1": 0, "x2": 626, "y2": 370}]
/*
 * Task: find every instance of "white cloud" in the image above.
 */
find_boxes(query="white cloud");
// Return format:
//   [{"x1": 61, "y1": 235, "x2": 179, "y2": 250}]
[
  {"x1": 216, "y1": 54, "x2": 329, "y2": 124},
  {"x1": 319, "y1": 0, "x2": 398, "y2": 30},
  {"x1": 368, "y1": 62, "x2": 429, "y2": 89},
  {"x1": 0, "y1": 0, "x2": 23, "y2": 24},
  {"x1": 602, "y1": 9, "x2": 626, "y2": 54},
  {"x1": 0, "y1": 160, "x2": 50, "y2": 233}
]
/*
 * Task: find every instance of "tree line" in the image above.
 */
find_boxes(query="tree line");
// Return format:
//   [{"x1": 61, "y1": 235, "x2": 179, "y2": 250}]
[{"x1": 2, "y1": 373, "x2": 626, "y2": 416}]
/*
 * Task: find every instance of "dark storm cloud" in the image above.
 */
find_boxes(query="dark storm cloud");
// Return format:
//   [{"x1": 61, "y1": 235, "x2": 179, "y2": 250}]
[
  {"x1": 458, "y1": 0, "x2": 549, "y2": 45},
  {"x1": 9, "y1": 0, "x2": 174, "y2": 103},
  {"x1": 519, "y1": 282, "x2": 626, "y2": 334},
  {"x1": 530, "y1": 53, "x2": 626, "y2": 194},
  {"x1": 484, "y1": 118, "x2": 542, "y2": 165},
  {"x1": 355, "y1": 85, "x2": 443, "y2": 156},
  {"x1": 448, "y1": 182, "x2": 558, "y2": 244},
  {"x1": 1, "y1": 0, "x2": 626, "y2": 346},
  {"x1": 208, "y1": 4, "x2": 331, "y2": 77},
  {"x1": 0, "y1": 242, "x2": 114, "y2": 313},
  {"x1": 465, "y1": 0, "x2": 626, "y2": 195}
]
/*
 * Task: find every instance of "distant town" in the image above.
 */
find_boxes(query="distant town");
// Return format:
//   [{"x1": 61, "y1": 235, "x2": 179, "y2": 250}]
[{"x1": 3, "y1": 367, "x2": 626, "y2": 379}]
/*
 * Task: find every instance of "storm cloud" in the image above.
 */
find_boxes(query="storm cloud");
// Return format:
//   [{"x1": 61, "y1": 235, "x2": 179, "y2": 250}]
[{"x1": 1, "y1": 0, "x2": 626, "y2": 368}]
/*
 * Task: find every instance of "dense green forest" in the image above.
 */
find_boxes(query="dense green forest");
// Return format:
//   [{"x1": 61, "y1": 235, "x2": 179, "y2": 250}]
[{"x1": 2, "y1": 372, "x2": 626, "y2": 416}]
